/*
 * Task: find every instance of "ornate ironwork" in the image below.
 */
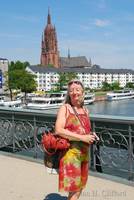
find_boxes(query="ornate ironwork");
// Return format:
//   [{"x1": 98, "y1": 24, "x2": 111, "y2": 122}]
[{"x1": 0, "y1": 108, "x2": 133, "y2": 181}]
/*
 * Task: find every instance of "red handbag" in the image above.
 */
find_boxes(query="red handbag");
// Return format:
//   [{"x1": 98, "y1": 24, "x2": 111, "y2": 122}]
[{"x1": 41, "y1": 131, "x2": 70, "y2": 155}]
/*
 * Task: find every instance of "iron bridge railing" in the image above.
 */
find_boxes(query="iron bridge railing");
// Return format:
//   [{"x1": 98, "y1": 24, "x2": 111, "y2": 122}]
[{"x1": 0, "y1": 107, "x2": 134, "y2": 181}]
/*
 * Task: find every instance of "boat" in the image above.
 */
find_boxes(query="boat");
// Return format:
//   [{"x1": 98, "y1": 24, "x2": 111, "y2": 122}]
[
  {"x1": 84, "y1": 92, "x2": 95, "y2": 104},
  {"x1": 25, "y1": 91, "x2": 95, "y2": 110},
  {"x1": 0, "y1": 96, "x2": 5, "y2": 102},
  {"x1": 106, "y1": 89, "x2": 134, "y2": 101},
  {"x1": 25, "y1": 92, "x2": 66, "y2": 110},
  {"x1": 0, "y1": 99, "x2": 22, "y2": 107}
]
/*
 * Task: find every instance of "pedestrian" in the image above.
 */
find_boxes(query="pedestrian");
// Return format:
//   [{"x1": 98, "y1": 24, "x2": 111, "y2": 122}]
[{"x1": 55, "y1": 79, "x2": 99, "y2": 200}]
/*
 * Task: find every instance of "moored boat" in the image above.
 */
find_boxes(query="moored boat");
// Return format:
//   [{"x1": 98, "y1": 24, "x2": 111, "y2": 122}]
[
  {"x1": 106, "y1": 89, "x2": 134, "y2": 101},
  {"x1": 25, "y1": 91, "x2": 66, "y2": 110},
  {"x1": 0, "y1": 99, "x2": 22, "y2": 107},
  {"x1": 25, "y1": 91, "x2": 95, "y2": 110},
  {"x1": 84, "y1": 93, "x2": 95, "y2": 104}
]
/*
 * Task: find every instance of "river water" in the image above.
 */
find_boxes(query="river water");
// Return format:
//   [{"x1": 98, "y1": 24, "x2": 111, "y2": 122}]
[{"x1": 43, "y1": 99, "x2": 134, "y2": 117}]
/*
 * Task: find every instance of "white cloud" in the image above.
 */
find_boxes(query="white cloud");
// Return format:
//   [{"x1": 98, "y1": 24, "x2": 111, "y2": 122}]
[{"x1": 94, "y1": 19, "x2": 110, "y2": 27}]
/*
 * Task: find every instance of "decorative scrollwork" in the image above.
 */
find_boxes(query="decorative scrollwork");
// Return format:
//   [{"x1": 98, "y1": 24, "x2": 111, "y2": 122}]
[
  {"x1": 93, "y1": 127, "x2": 134, "y2": 174},
  {"x1": 0, "y1": 119, "x2": 13, "y2": 147},
  {"x1": 0, "y1": 112, "x2": 134, "y2": 180}
]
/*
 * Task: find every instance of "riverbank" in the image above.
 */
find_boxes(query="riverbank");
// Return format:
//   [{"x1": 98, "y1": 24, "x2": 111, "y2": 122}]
[
  {"x1": 94, "y1": 91, "x2": 107, "y2": 101},
  {"x1": 95, "y1": 95, "x2": 107, "y2": 101}
]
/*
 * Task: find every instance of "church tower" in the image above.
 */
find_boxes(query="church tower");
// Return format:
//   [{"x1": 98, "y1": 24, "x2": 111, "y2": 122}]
[{"x1": 40, "y1": 10, "x2": 60, "y2": 68}]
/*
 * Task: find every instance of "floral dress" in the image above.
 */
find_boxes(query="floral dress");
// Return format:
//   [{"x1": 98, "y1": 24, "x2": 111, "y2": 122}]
[{"x1": 59, "y1": 104, "x2": 91, "y2": 192}]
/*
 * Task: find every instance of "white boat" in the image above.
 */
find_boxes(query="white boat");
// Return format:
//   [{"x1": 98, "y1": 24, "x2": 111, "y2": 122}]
[
  {"x1": 0, "y1": 99, "x2": 22, "y2": 107},
  {"x1": 25, "y1": 91, "x2": 95, "y2": 110},
  {"x1": 84, "y1": 93, "x2": 95, "y2": 104},
  {"x1": 25, "y1": 92, "x2": 66, "y2": 110},
  {"x1": 106, "y1": 90, "x2": 134, "y2": 101},
  {"x1": 0, "y1": 96, "x2": 5, "y2": 102}
]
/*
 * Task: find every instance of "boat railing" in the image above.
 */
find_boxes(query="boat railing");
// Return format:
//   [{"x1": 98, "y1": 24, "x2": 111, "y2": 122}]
[{"x1": 0, "y1": 107, "x2": 134, "y2": 181}]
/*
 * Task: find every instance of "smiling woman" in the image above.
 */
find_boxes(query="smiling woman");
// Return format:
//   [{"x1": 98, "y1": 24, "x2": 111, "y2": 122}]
[
  {"x1": 65, "y1": 79, "x2": 85, "y2": 107},
  {"x1": 55, "y1": 79, "x2": 99, "y2": 200}
]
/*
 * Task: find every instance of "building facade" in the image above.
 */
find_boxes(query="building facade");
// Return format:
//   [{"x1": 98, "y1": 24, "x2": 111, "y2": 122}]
[
  {"x1": 0, "y1": 58, "x2": 8, "y2": 93},
  {"x1": 26, "y1": 65, "x2": 134, "y2": 91}
]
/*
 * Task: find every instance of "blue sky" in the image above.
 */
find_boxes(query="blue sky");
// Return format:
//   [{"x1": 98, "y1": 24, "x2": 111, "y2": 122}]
[{"x1": 0, "y1": 0, "x2": 134, "y2": 69}]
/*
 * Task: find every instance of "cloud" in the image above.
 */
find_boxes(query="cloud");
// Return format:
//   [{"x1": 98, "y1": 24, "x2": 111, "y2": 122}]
[{"x1": 94, "y1": 19, "x2": 110, "y2": 27}]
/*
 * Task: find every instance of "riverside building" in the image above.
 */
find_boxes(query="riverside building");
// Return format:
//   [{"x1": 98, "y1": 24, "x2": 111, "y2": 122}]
[
  {"x1": 0, "y1": 58, "x2": 8, "y2": 93},
  {"x1": 26, "y1": 65, "x2": 134, "y2": 91}
]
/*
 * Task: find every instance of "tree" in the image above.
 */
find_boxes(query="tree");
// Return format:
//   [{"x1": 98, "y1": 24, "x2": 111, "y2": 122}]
[
  {"x1": 125, "y1": 82, "x2": 134, "y2": 89},
  {"x1": 17, "y1": 70, "x2": 37, "y2": 101},
  {"x1": 56, "y1": 72, "x2": 78, "y2": 91},
  {"x1": 101, "y1": 81, "x2": 111, "y2": 91},
  {"x1": 111, "y1": 81, "x2": 120, "y2": 90},
  {"x1": 6, "y1": 61, "x2": 36, "y2": 100},
  {"x1": 9, "y1": 61, "x2": 29, "y2": 71}
]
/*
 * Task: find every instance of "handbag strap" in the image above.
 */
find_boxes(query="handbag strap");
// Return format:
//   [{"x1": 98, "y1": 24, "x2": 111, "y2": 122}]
[
  {"x1": 43, "y1": 145, "x2": 57, "y2": 156},
  {"x1": 71, "y1": 106, "x2": 86, "y2": 131}
]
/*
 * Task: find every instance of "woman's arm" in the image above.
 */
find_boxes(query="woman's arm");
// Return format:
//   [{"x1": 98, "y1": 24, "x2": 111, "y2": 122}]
[{"x1": 55, "y1": 104, "x2": 95, "y2": 144}]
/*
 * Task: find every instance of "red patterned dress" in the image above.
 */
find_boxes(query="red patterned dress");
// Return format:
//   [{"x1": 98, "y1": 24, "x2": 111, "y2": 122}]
[{"x1": 59, "y1": 104, "x2": 91, "y2": 192}]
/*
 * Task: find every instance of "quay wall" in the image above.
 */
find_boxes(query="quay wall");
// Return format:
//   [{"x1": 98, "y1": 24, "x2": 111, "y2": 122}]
[{"x1": 95, "y1": 95, "x2": 106, "y2": 101}]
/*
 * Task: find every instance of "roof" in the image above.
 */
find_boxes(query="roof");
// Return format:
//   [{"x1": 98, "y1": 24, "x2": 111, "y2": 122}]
[
  {"x1": 27, "y1": 65, "x2": 134, "y2": 74},
  {"x1": 60, "y1": 56, "x2": 90, "y2": 67},
  {"x1": 0, "y1": 58, "x2": 8, "y2": 61}
]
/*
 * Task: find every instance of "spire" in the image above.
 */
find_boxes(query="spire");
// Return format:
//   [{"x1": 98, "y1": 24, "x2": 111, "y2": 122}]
[
  {"x1": 47, "y1": 7, "x2": 51, "y2": 24},
  {"x1": 68, "y1": 48, "x2": 71, "y2": 59},
  {"x1": 89, "y1": 58, "x2": 92, "y2": 67},
  {"x1": 42, "y1": 33, "x2": 44, "y2": 42},
  {"x1": 41, "y1": 9, "x2": 60, "y2": 67}
]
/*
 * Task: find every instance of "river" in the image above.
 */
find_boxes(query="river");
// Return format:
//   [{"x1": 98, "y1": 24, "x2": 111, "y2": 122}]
[{"x1": 42, "y1": 99, "x2": 134, "y2": 117}]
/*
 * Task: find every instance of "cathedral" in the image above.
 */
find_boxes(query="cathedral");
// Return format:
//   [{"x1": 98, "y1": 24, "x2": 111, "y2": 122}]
[
  {"x1": 40, "y1": 10, "x2": 60, "y2": 67},
  {"x1": 40, "y1": 10, "x2": 91, "y2": 68}
]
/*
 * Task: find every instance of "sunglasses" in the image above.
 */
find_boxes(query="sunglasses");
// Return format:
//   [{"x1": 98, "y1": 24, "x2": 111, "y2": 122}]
[{"x1": 68, "y1": 80, "x2": 84, "y2": 88}]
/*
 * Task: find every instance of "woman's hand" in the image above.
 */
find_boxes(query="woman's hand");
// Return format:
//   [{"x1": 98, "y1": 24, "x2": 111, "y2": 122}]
[
  {"x1": 92, "y1": 132, "x2": 100, "y2": 141},
  {"x1": 81, "y1": 134, "x2": 96, "y2": 144}
]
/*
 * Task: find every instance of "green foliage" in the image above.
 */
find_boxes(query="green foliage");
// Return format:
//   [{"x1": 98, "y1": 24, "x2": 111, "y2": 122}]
[
  {"x1": 101, "y1": 81, "x2": 120, "y2": 91},
  {"x1": 55, "y1": 72, "x2": 78, "y2": 90},
  {"x1": 7, "y1": 61, "x2": 36, "y2": 100},
  {"x1": 102, "y1": 81, "x2": 111, "y2": 91},
  {"x1": 125, "y1": 82, "x2": 134, "y2": 89},
  {"x1": 111, "y1": 81, "x2": 120, "y2": 90},
  {"x1": 9, "y1": 61, "x2": 29, "y2": 71},
  {"x1": 47, "y1": 64, "x2": 54, "y2": 67},
  {"x1": 15, "y1": 70, "x2": 37, "y2": 93}
]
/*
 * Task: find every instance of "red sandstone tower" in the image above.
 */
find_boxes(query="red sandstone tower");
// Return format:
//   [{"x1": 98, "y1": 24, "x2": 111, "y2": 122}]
[{"x1": 40, "y1": 10, "x2": 60, "y2": 68}]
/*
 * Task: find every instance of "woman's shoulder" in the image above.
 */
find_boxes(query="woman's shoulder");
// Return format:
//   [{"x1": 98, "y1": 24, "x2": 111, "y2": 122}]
[
  {"x1": 83, "y1": 106, "x2": 89, "y2": 115},
  {"x1": 58, "y1": 103, "x2": 70, "y2": 112},
  {"x1": 57, "y1": 103, "x2": 72, "y2": 119}
]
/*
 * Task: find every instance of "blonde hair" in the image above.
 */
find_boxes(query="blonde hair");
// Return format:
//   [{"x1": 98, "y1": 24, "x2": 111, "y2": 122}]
[{"x1": 64, "y1": 79, "x2": 85, "y2": 107}]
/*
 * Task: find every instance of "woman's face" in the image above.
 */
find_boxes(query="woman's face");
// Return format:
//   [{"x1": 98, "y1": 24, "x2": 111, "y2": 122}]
[{"x1": 68, "y1": 83, "x2": 84, "y2": 105}]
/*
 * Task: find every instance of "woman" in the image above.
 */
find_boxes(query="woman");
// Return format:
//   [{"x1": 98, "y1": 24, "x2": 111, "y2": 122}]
[{"x1": 55, "y1": 79, "x2": 99, "y2": 200}]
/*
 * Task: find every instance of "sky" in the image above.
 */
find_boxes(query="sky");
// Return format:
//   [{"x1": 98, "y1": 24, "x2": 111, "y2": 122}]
[{"x1": 0, "y1": 0, "x2": 134, "y2": 69}]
